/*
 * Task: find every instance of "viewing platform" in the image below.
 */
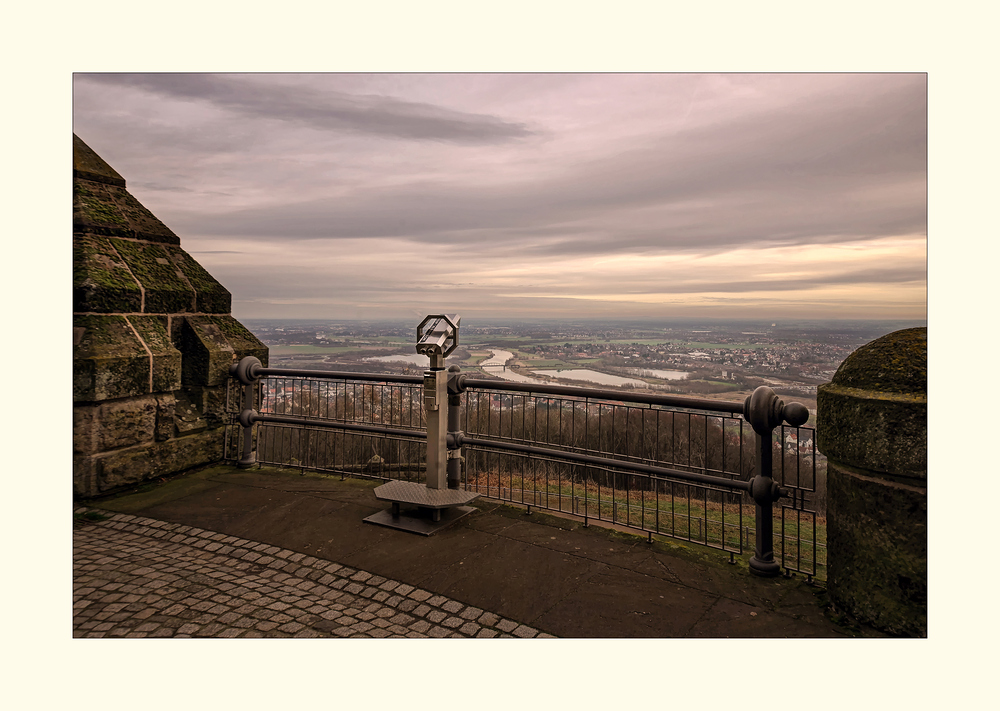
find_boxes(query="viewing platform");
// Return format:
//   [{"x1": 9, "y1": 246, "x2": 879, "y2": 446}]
[
  {"x1": 74, "y1": 463, "x2": 878, "y2": 638},
  {"x1": 72, "y1": 135, "x2": 924, "y2": 641}
]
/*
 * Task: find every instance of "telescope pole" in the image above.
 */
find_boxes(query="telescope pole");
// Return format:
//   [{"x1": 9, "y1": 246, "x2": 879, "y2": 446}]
[{"x1": 423, "y1": 352, "x2": 449, "y2": 490}]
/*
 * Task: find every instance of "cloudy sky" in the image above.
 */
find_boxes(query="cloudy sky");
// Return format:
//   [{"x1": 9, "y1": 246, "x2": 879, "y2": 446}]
[{"x1": 73, "y1": 73, "x2": 926, "y2": 322}]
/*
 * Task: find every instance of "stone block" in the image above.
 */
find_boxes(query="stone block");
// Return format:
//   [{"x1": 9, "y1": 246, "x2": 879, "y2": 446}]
[
  {"x1": 186, "y1": 385, "x2": 229, "y2": 428},
  {"x1": 92, "y1": 429, "x2": 225, "y2": 493},
  {"x1": 110, "y1": 238, "x2": 195, "y2": 314},
  {"x1": 826, "y1": 461, "x2": 926, "y2": 636},
  {"x1": 73, "y1": 456, "x2": 99, "y2": 498},
  {"x1": 169, "y1": 249, "x2": 231, "y2": 314},
  {"x1": 129, "y1": 315, "x2": 182, "y2": 392},
  {"x1": 174, "y1": 315, "x2": 269, "y2": 388},
  {"x1": 74, "y1": 405, "x2": 98, "y2": 455},
  {"x1": 73, "y1": 234, "x2": 142, "y2": 313},
  {"x1": 73, "y1": 134, "x2": 125, "y2": 187},
  {"x1": 154, "y1": 394, "x2": 175, "y2": 442},
  {"x1": 817, "y1": 385, "x2": 926, "y2": 480},
  {"x1": 74, "y1": 315, "x2": 150, "y2": 402},
  {"x1": 174, "y1": 390, "x2": 208, "y2": 436},
  {"x1": 210, "y1": 315, "x2": 269, "y2": 366},
  {"x1": 95, "y1": 396, "x2": 157, "y2": 451},
  {"x1": 174, "y1": 316, "x2": 236, "y2": 387},
  {"x1": 73, "y1": 180, "x2": 130, "y2": 238},
  {"x1": 109, "y1": 185, "x2": 179, "y2": 244}
]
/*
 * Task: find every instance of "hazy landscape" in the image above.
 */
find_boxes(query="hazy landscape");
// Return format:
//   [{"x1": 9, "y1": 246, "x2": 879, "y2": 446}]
[{"x1": 245, "y1": 317, "x2": 924, "y2": 423}]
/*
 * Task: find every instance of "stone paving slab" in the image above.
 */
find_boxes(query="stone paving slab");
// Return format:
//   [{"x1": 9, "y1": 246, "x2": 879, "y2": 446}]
[{"x1": 73, "y1": 508, "x2": 553, "y2": 639}]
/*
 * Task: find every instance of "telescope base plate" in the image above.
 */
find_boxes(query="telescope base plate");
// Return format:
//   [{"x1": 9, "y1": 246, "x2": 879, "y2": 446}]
[{"x1": 365, "y1": 480, "x2": 480, "y2": 535}]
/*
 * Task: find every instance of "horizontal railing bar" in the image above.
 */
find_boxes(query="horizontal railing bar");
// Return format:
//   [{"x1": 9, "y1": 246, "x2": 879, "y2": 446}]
[
  {"x1": 462, "y1": 378, "x2": 745, "y2": 415},
  {"x1": 257, "y1": 367, "x2": 423, "y2": 385},
  {"x1": 251, "y1": 413, "x2": 427, "y2": 440},
  {"x1": 460, "y1": 433, "x2": 749, "y2": 476},
  {"x1": 252, "y1": 366, "x2": 745, "y2": 415},
  {"x1": 461, "y1": 435, "x2": 751, "y2": 492}
]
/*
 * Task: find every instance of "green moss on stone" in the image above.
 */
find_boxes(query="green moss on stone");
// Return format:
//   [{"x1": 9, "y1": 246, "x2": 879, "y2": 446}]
[
  {"x1": 109, "y1": 185, "x2": 179, "y2": 244},
  {"x1": 73, "y1": 234, "x2": 143, "y2": 313},
  {"x1": 211, "y1": 315, "x2": 264, "y2": 349},
  {"x1": 127, "y1": 315, "x2": 170, "y2": 352},
  {"x1": 832, "y1": 327, "x2": 926, "y2": 395},
  {"x1": 73, "y1": 315, "x2": 150, "y2": 402},
  {"x1": 73, "y1": 175, "x2": 180, "y2": 245},
  {"x1": 211, "y1": 315, "x2": 269, "y2": 366},
  {"x1": 176, "y1": 316, "x2": 235, "y2": 387},
  {"x1": 172, "y1": 250, "x2": 231, "y2": 313},
  {"x1": 74, "y1": 181, "x2": 128, "y2": 230},
  {"x1": 817, "y1": 328, "x2": 928, "y2": 479},
  {"x1": 73, "y1": 134, "x2": 126, "y2": 186},
  {"x1": 826, "y1": 462, "x2": 926, "y2": 636},
  {"x1": 110, "y1": 238, "x2": 195, "y2": 314},
  {"x1": 817, "y1": 383, "x2": 926, "y2": 479},
  {"x1": 818, "y1": 327, "x2": 928, "y2": 637},
  {"x1": 94, "y1": 429, "x2": 225, "y2": 493}
]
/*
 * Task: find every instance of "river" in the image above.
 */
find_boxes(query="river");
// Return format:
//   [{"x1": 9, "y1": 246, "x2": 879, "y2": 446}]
[
  {"x1": 365, "y1": 349, "x2": 554, "y2": 386},
  {"x1": 366, "y1": 350, "x2": 685, "y2": 389},
  {"x1": 477, "y1": 350, "x2": 553, "y2": 386}
]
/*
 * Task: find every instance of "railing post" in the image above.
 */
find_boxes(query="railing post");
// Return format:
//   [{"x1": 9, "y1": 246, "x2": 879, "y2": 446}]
[
  {"x1": 230, "y1": 356, "x2": 262, "y2": 469},
  {"x1": 743, "y1": 386, "x2": 809, "y2": 577},
  {"x1": 447, "y1": 365, "x2": 467, "y2": 490}
]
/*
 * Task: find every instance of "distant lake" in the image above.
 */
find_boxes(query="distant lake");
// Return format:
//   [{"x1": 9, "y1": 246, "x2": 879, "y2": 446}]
[
  {"x1": 365, "y1": 353, "x2": 430, "y2": 367},
  {"x1": 531, "y1": 368, "x2": 648, "y2": 388}
]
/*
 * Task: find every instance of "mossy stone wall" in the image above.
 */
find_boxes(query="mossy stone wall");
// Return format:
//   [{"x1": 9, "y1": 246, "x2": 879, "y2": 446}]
[
  {"x1": 817, "y1": 327, "x2": 926, "y2": 636},
  {"x1": 73, "y1": 134, "x2": 268, "y2": 497}
]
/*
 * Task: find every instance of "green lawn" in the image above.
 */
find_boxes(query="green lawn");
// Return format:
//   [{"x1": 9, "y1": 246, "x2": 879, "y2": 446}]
[
  {"x1": 683, "y1": 379, "x2": 741, "y2": 388},
  {"x1": 465, "y1": 471, "x2": 827, "y2": 577}
]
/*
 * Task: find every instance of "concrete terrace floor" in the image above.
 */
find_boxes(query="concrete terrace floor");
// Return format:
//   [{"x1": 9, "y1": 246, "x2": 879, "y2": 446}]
[{"x1": 74, "y1": 463, "x2": 877, "y2": 638}]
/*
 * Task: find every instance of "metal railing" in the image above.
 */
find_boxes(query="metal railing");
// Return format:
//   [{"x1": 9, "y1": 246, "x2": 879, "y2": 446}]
[{"x1": 227, "y1": 358, "x2": 824, "y2": 582}]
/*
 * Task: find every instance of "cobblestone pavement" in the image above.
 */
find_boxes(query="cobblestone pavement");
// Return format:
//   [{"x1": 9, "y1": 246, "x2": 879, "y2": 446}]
[{"x1": 73, "y1": 508, "x2": 554, "y2": 639}]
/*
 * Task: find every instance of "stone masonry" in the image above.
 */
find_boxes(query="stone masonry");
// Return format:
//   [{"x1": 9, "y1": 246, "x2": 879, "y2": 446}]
[
  {"x1": 73, "y1": 135, "x2": 268, "y2": 497},
  {"x1": 817, "y1": 327, "x2": 927, "y2": 636}
]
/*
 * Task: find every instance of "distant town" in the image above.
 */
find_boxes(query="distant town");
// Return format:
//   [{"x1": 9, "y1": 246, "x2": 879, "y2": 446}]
[{"x1": 241, "y1": 317, "x2": 923, "y2": 421}]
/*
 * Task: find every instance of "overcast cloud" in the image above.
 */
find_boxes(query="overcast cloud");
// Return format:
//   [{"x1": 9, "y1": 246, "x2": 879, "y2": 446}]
[{"x1": 72, "y1": 73, "x2": 926, "y2": 321}]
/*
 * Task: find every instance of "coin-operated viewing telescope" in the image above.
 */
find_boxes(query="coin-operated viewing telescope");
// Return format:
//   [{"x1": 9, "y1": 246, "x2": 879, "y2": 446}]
[
  {"x1": 417, "y1": 315, "x2": 460, "y2": 491},
  {"x1": 365, "y1": 313, "x2": 480, "y2": 535},
  {"x1": 415, "y1": 314, "x2": 460, "y2": 370}
]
